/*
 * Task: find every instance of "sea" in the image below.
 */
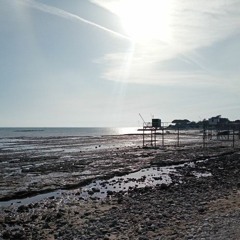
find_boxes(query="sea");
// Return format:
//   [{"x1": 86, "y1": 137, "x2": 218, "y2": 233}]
[{"x1": 0, "y1": 127, "x2": 139, "y2": 138}]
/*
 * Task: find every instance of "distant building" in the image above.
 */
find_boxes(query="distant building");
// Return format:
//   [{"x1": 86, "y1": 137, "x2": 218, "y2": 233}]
[
  {"x1": 219, "y1": 118, "x2": 230, "y2": 125},
  {"x1": 208, "y1": 115, "x2": 221, "y2": 126},
  {"x1": 208, "y1": 115, "x2": 229, "y2": 128}
]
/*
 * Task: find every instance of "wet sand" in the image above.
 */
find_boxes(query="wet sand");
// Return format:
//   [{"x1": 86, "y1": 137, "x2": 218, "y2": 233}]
[
  {"x1": 0, "y1": 133, "x2": 240, "y2": 239},
  {"x1": 0, "y1": 132, "x2": 204, "y2": 201}
]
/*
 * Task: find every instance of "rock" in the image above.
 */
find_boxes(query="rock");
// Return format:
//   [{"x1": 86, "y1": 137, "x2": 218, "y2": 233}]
[
  {"x1": 117, "y1": 197, "x2": 123, "y2": 204},
  {"x1": 43, "y1": 222, "x2": 51, "y2": 229},
  {"x1": 109, "y1": 219, "x2": 118, "y2": 228},
  {"x1": 13, "y1": 230, "x2": 25, "y2": 239},
  {"x1": 17, "y1": 205, "x2": 28, "y2": 213},
  {"x1": 139, "y1": 236, "x2": 148, "y2": 240},
  {"x1": 31, "y1": 214, "x2": 38, "y2": 221},
  {"x1": 2, "y1": 231, "x2": 10, "y2": 239},
  {"x1": 107, "y1": 190, "x2": 113, "y2": 195},
  {"x1": 198, "y1": 207, "x2": 207, "y2": 214},
  {"x1": 92, "y1": 187, "x2": 100, "y2": 193},
  {"x1": 84, "y1": 211, "x2": 91, "y2": 217},
  {"x1": 87, "y1": 190, "x2": 94, "y2": 195},
  {"x1": 160, "y1": 183, "x2": 168, "y2": 190},
  {"x1": 56, "y1": 212, "x2": 64, "y2": 219}
]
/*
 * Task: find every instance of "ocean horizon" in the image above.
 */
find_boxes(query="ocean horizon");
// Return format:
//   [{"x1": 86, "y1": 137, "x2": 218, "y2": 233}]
[{"x1": 0, "y1": 127, "x2": 140, "y2": 138}]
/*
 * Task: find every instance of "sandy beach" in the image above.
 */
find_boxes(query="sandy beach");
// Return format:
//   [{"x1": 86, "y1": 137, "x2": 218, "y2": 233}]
[{"x1": 0, "y1": 132, "x2": 240, "y2": 239}]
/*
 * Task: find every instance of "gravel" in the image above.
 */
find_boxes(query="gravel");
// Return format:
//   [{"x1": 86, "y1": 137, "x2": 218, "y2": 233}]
[{"x1": 0, "y1": 147, "x2": 240, "y2": 239}]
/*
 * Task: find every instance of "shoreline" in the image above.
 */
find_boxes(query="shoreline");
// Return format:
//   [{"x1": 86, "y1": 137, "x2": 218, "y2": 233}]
[
  {"x1": 0, "y1": 146, "x2": 235, "y2": 204},
  {"x1": 0, "y1": 133, "x2": 240, "y2": 239},
  {"x1": 0, "y1": 145, "x2": 240, "y2": 239},
  {"x1": 0, "y1": 133, "x2": 238, "y2": 201}
]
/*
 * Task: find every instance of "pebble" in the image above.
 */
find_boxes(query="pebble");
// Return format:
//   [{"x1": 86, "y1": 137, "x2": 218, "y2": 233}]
[{"x1": 1, "y1": 149, "x2": 240, "y2": 240}]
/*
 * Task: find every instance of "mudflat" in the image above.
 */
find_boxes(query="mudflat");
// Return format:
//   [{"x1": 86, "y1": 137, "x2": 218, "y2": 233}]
[{"x1": 0, "y1": 133, "x2": 240, "y2": 239}]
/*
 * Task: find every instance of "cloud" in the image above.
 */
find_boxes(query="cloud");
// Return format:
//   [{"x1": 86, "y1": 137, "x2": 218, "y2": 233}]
[
  {"x1": 19, "y1": 0, "x2": 240, "y2": 87},
  {"x1": 91, "y1": 0, "x2": 240, "y2": 85},
  {"x1": 100, "y1": 51, "x2": 217, "y2": 85},
  {"x1": 21, "y1": 0, "x2": 130, "y2": 40}
]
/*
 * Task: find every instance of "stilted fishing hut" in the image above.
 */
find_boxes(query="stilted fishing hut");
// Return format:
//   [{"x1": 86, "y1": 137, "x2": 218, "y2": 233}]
[{"x1": 140, "y1": 118, "x2": 162, "y2": 148}]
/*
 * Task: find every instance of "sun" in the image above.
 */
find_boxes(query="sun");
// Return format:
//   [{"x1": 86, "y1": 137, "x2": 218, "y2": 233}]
[{"x1": 117, "y1": 0, "x2": 172, "y2": 42}]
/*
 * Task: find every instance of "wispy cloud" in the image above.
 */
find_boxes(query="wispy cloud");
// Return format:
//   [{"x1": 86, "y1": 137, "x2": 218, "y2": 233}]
[
  {"x1": 21, "y1": 0, "x2": 130, "y2": 40},
  {"x1": 100, "y1": 51, "x2": 218, "y2": 86},
  {"x1": 92, "y1": 0, "x2": 240, "y2": 86},
  {"x1": 20, "y1": 0, "x2": 240, "y2": 87}
]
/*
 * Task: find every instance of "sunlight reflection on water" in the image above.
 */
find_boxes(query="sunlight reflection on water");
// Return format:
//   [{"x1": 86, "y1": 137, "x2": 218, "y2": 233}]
[
  {"x1": 0, "y1": 161, "x2": 214, "y2": 208},
  {"x1": 0, "y1": 165, "x2": 177, "y2": 207}
]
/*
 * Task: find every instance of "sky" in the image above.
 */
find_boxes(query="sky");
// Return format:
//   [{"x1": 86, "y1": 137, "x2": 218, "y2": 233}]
[{"x1": 0, "y1": 0, "x2": 240, "y2": 127}]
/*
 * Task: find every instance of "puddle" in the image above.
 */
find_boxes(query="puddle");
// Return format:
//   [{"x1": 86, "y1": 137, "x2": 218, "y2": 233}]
[
  {"x1": 79, "y1": 166, "x2": 176, "y2": 200},
  {"x1": 0, "y1": 166, "x2": 176, "y2": 207},
  {"x1": 0, "y1": 162, "x2": 212, "y2": 208},
  {"x1": 0, "y1": 191, "x2": 63, "y2": 208},
  {"x1": 192, "y1": 171, "x2": 212, "y2": 178}
]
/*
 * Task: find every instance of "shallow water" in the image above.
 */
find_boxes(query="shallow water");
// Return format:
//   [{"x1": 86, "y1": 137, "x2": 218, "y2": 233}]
[
  {"x1": 0, "y1": 191, "x2": 62, "y2": 207},
  {"x1": 0, "y1": 162, "x2": 212, "y2": 208},
  {"x1": 0, "y1": 127, "x2": 139, "y2": 138},
  {"x1": 0, "y1": 166, "x2": 173, "y2": 207},
  {"x1": 80, "y1": 166, "x2": 176, "y2": 199},
  {"x1": 0, "y1": 129, "x2": 210, "y2": 207}
]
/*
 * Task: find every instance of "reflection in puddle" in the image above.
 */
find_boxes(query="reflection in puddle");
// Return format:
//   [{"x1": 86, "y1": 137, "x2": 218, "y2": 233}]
[
  {"x1": 0, "y1": 166, "x2": 176, "y2": 207},
  {"x1": 0, "y1": 190, "x2": 62, "y2": 207},
  {"x1": 80, "y1": 166, "x2": 176, "y2": 199},
  {"x1": 192, "y1": 171, "x2": 212, "y2": 178},
  {"x1": 0, "y1": 163, "x2": 212, "y2": 208}
]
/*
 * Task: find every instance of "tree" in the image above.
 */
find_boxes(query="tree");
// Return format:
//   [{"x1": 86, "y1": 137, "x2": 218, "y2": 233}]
[{"x1": 172, "y1": 119, "x2": 190, "y2": 125}]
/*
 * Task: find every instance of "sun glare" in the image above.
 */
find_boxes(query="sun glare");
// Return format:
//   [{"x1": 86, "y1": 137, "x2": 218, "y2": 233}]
[{"x1": 117, "y1": 0, "x2": 172, "y2": 42}]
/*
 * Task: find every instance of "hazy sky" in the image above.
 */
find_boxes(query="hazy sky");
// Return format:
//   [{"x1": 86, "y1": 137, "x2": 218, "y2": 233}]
[{"x1": 1, "y1": 0, "x2": 240, "y2": 127}]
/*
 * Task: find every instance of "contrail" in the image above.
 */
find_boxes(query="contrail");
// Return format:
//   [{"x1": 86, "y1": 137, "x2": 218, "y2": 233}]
[{"x1": 22, "y1": 0, "x2": 130, "y2": 40}]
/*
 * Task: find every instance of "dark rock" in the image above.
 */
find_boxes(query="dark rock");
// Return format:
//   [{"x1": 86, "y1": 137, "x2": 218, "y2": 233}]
[
  {"x1": 87, "y1": 190, "x2": 94, "y2": 195},
  {"x1": 117, "y1": 197, "x2": 123, "y2": 204},
  {"x1": 56, "y1": 212, "x2": 64, "y2": 219},
  {"x1": 43, "y1": 222, "x2": 51, "y2": 229},
  {"x1": 160, "y1": 183, "x2": 169, "y2": 190},
  {"x1": 31, "y1": 214, "x2": 38, "y2": 221},
  {"x1": 84, "y1": 211, "x2": 91, "y2": 216},
  {"x1": 17, "y1": 205, "x2": 28, "y2": 213},
  {"x1": 139, "y1": 236, "x2": 149, "y2": 240},
  {"x1": 2, "y1": 231, "x2": 10, "y2": 239},
  {"x1": 198, "y1": 207, "x2": 207, "y2": 214},
  {"x1": 109, "y1": 219, "x2": 118, "y2": 228},
  {"x1": 107, "y1": 190, "x2": 113, "y2": 195},
  {"x1": 13, "y1": 230, "x2": 25, "y2": 239},
  {"x1": 92, "y1": 187, "x2": 100, "y2": 193}
]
